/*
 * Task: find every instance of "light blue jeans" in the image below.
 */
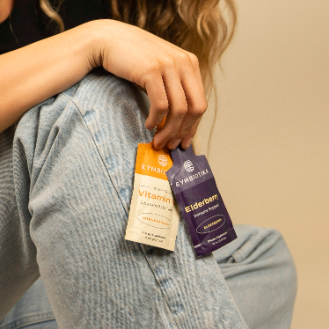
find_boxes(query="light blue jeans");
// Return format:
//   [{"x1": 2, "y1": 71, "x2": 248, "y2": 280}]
[{"x1": 0, "y1": 70, "x2": 297, "y2": 329}]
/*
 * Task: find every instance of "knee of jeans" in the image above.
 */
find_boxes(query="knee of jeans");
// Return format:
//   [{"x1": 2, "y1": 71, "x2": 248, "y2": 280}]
[
  {"x1": 65, "y1": 70, "x2": 149, "y2": 127},
  {"x1": 15, "y1": 70, "x2": 153, "y2": 180},
  {"x1": 18, "y1": 69, "x2": 151, "y2": 143},
  {"x1": 245, "y1": 226, "x2": 298, "y2": 302},
  {"x1": 269, "y1": 228, "x2": 298, "y2": 298},
  {"x1": 63, "y1": 70, "x2": 153, "y2": 150}
]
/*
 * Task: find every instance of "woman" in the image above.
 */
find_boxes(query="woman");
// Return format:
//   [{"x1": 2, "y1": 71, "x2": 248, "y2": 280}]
[{"x1": 0, "y1": 0, "x2": 297, "y2": 328}]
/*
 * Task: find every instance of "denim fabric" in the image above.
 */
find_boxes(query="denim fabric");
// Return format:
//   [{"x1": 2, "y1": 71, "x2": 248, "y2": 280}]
[
  {"x1": 0, "y1": 278, "x2": 57, "y2": 329},
  {"x1": 0, "y1": 70, "x2": 297, "y2": 328},
  {"x1": 215, "y1": 225, "x2": 298, "y2": 329}
]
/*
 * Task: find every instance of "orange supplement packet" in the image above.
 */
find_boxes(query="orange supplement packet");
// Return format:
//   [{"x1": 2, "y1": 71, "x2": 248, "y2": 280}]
[{"x1": 125, "y1": 143, "x2": 180, "y2": 251}]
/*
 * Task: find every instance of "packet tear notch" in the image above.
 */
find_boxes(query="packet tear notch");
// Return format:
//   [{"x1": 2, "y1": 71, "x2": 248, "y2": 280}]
[
  {"x1": 166, "y1": 146, "x2": 237, "y2": 257},
  {"x1": 125, "y1": 143, "x2": 180, "y2": 251}
]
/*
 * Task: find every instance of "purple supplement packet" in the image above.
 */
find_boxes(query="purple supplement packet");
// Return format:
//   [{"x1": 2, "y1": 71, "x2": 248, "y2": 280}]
[{"x1": 166, "y1": 146, "x2": 237, "y2": 257}]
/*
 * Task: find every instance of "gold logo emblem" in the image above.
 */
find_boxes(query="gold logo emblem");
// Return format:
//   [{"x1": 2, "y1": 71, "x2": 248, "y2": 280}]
[{"x1": 158, "y1": 154, "x2": 168, "y2": 166}]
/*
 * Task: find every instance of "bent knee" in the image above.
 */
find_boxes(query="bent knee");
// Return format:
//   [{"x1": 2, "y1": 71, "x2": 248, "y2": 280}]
[
  {"x1": 234, "y1": 225, "x2": 297, "y2": 288},
  {"x1": 61, "y1": 70, "x2": 153, "y2": 146},
  {"x1": 15, "y1": 70, "x2": 153, "y2": 169},
  {"x1": 271, "y1": 228, "x2": 298, "y2": 293},
  {"x1": 18, "y1": 69, "x2": 151, "y2": 141},
  {"x1": 253, "y1": 226, "x2": 298, "y2": 300}
]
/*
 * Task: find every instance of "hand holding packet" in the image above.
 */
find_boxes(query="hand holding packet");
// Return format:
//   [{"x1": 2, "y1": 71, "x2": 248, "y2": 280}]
[{"x1": 166, "y1": 146, "x2": 237, "y2": 257}]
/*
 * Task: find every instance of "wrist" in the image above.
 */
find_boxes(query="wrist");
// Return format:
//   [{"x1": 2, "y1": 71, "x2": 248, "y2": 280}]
[{"x1": 79, "y1": 19, "x2": 115, "y2": 70}]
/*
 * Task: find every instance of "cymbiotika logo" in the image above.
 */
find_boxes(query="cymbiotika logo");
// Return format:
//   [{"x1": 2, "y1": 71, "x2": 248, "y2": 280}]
[
  {"x1": 158, "y1": 154, "x2": 168, "y2": 167},
  {"x1": 184, "y1": 160, "x2": 194, "y2": 172}
]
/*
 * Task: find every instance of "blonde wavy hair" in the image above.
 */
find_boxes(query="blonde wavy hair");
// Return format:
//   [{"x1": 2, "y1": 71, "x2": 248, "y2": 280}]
[
  {"x1": 40, "y1": 0, "x2": 236, "y2": 93},
  {"x1": 40, "y1": 0, "x2": 237, "y2": 152}
]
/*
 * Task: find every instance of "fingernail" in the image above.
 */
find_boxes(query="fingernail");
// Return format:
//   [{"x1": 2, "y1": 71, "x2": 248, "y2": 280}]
[
  {"x1": 152, "y1": 140, "x2": 159, "y2": 150},
  {"x1": 152, "y1": 137, "x2": 164, "y2": 150},
  {"x1": 169, "y1": 139, "x2": 182, "y2": 149},
  {"x1": 145, "y1": 122, "x2": 155, "y2": 130}
]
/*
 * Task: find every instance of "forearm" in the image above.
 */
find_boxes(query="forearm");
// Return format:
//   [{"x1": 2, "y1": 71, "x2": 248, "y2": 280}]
[{"x1": 0, "y1": 22, "x2": 100, "y2": 133}]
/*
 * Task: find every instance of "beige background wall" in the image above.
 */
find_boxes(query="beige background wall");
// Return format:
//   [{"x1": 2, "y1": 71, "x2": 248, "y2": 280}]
[{"x1": 199, "y1": 1, "x2": 329, "y2": 328}]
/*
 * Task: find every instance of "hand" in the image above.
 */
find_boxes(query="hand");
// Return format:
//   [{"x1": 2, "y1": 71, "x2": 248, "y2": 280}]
[{"x1": 89, "y1": 20, "x2": 208, "y2": 150}]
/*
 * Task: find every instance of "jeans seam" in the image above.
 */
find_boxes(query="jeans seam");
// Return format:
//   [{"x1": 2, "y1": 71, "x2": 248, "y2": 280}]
[
  {"x1": 60, "y1": 94, "x2": 129, "y2": 216},
  {"x1": 140, "y1": 245, "x2": 180, "y2": 329},
  {"x1": 0, "y1": 311, "x2": 55, "y2": 329},
  {"x1": 232, "y1": 249, "x2": 244, "y2": 263}
]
